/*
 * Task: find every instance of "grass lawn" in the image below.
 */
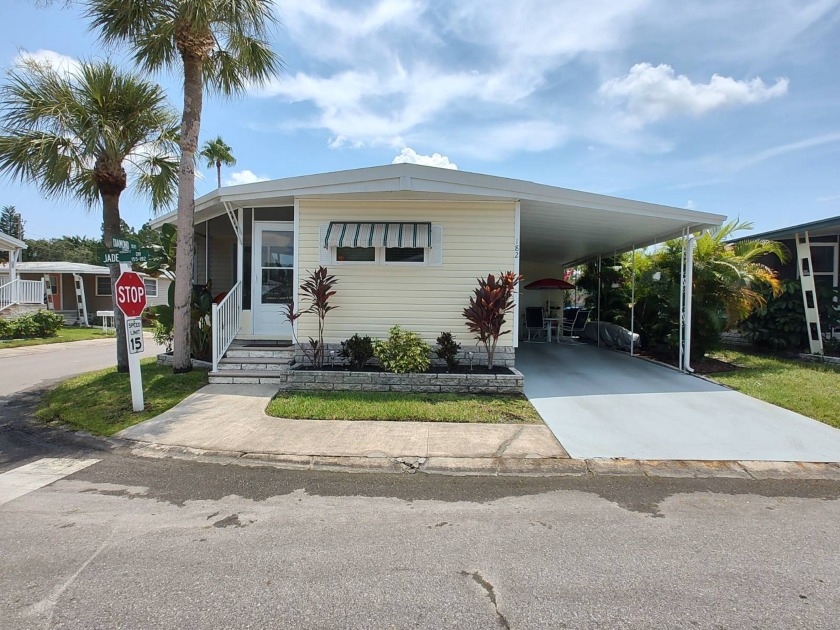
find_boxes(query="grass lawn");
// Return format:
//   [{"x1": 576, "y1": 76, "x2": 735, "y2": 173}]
[
  {"x1": 711, "y1": 349, "x2": 840, "y2": 429},
  {"x1": 266, "y1": 391, "x2": 543, "y2": 424},
  {"x1": 0, "y1": 326, "x2": 115, "y2": 349},
  {"x1": 37, "y1": 358, "x2": 208, "y2": 436}
]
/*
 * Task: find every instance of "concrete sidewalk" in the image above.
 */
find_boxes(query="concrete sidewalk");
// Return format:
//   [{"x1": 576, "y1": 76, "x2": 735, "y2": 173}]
[
  {"x1": 116, "y1": 384, "x2": 573, "y2": 475},
  {"x1": 114, "y1": 384, "x2": 840, "y2": 479}
]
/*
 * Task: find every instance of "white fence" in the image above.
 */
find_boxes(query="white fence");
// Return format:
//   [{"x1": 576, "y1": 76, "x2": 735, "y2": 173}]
[
  {"x1": 0, "y1": 279, "x2": 44, "y2": 312},
  {"x1": 211, "y1": 281, "x2": 242, "y2": 372}
]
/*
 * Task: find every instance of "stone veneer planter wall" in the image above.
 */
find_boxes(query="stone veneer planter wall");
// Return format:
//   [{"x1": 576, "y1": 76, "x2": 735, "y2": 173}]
[
  {"x1": 266, "y1": 367, "x2": 524, "y2": 395},
  {"x1": 294, "y1": 343, "x2": 516, "y2": 369}
]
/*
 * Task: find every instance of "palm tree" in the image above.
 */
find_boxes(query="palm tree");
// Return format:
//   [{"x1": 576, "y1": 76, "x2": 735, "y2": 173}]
[
  {"x1": 0, "y1": 58, "x2": 178, "y2": 371},
  {"x1": 86, "y1": 0, "x2": 282, "y2": 373},
  {"x1": 200, "y1": 136, "x2": 236, "y2": 188},
  {"x1": 634, "y1": 220, "x2": 787, "y2": 358}
]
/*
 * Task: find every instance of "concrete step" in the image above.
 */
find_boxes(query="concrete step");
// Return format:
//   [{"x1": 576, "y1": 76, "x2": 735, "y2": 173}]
[
  {"x1": 218, "y1": 357, "x2": 292, "y2": 371},
  {"x1": 225, "y1": 348, "x2": 296, "y2": 359},
  {"x1": 209, "y1": 370, "x2": 287, "y2": 385}
]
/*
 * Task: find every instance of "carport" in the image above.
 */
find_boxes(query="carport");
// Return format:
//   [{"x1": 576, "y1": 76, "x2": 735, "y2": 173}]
[{"x1": 517, "y1": 343, "x2": 840, "y2": 462}]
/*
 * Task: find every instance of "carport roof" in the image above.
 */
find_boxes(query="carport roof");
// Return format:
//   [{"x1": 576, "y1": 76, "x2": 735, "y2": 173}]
[{"x1": 151, "y1": 163, "x2": 726, "y2": 266}]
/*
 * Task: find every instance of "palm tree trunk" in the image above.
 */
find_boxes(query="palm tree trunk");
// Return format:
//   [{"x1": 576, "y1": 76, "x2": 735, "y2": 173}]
[
  {"x1": 102, "y1": 192, "x2": 129, "y2": 373},
  {"x1": 172, "y1": 53, "x2": 203, "y2": 373},
  {"x1": 216, "y1": 160, "x2": 221, "y2": 188}
]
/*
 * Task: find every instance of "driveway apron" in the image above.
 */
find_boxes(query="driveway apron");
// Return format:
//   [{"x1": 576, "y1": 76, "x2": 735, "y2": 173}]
[{"x1": 517, "y1": 343, "x2": 840, "y2": 462}]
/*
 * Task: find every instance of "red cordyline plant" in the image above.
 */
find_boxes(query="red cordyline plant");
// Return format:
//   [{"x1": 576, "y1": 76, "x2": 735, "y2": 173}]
[
  {"x1": 463, "y1": 271, "x2": 522, "y2": 369},
  {"x1": 284, "y1": 266, "x2": 338, "y2": 367}
]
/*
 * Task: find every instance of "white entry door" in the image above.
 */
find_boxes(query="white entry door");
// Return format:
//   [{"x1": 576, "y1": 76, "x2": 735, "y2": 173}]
[{"x1": 252, "y1": 222, "x2": 294, "y2": 337}]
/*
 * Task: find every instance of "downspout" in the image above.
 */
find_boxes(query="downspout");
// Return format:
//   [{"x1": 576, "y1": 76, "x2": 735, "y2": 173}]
[
  {"x1": 684, "y1": 234, "x2": 697, "y2": 373},
  {"x1": 597, "y1": 254, "x2": 602, "y2": 347},
  {"x1": 679, "y1": 230, "x2": 685, "y2": 370},
  {"x1": 630, "y1": 245, "x2": 635, "y2": 357}
]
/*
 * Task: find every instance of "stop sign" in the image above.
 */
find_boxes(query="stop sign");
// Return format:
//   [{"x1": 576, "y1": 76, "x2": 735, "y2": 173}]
[{"x1": 115, "y1": 271, "x2": 147, "y2": 318}]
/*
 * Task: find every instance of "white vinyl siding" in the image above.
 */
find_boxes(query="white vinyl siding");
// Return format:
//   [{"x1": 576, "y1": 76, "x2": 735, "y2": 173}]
[{"x1": 297, "y1": 199, "x2": 517, "y2": 345}]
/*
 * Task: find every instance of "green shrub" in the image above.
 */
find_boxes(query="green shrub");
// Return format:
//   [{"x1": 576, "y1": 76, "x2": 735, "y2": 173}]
[
  {"x1": 151, "y1": 319, "x2": 174, "y2": 352},
  {"x1": 741, "y1": 280, "x2": 840, "y2": 351},
  {"x1": 0, "y1": 310, "x2": 64, "y2": 339},
  {"x1": 339, "y1": 334, "x2": 374, "y2": 370},
  {"x1": 435, "y1": 332, "x2": 461, "y2": 370},
  {"x1": 373, "y1": 325, "x2": 431, "y2": 373}
]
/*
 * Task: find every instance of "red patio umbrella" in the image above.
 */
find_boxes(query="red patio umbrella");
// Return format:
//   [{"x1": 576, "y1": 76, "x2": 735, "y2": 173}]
[
  {"x1": 524, "y1": 277, "x2": 576, "y2": 314},
  {"x1": 523, "y1": 278, "x2": 575, "y2": 290}
]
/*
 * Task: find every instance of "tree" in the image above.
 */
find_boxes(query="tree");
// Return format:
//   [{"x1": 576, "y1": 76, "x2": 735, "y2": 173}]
[
  {"x1": 0, "y1": 58, "x2": 178, "y2": 371},
  {"x1": 200, "y1": 135, "x2": 236, "y2": 188},
  {"x1": 632, "y1": 221, "x2": 787, "y2": 358},
  {"x1": 23, "y1": 235, "x2": 102, "y2": 264},
  {"x1": 0, "y1": 205, "x2": 24, "y2": 239},
  {"x1": 87, "y1": 0, "x2": 283, "y2": 372}
]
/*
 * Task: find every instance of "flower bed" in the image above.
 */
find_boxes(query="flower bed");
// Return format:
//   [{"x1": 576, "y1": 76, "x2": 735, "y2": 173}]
[{"x1": 274, "y1": 365, "x2": 524, "y2": 395}]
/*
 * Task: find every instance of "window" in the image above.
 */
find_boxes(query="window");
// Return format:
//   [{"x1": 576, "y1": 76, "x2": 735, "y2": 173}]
[
  {"x1": 810, "y1": 243, "x2": 838, "y2": 290},
  {"x1": 335, "y1": 246, "x2": 376, "y2": 263},
  {"x1": 96, "y1": 276, "x2": 112, "y2": 296},
  {"x1": 143, "y1": 278, "x2": 158, "y2": 297},
  {"x1": 384, "y1": 247, "x2": 426, "y2": 264}
]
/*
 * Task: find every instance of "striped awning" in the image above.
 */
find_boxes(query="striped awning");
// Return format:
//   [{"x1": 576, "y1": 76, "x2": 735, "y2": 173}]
[{"x1": 325, "y1": 222, "x2": 432, "y2": 248}]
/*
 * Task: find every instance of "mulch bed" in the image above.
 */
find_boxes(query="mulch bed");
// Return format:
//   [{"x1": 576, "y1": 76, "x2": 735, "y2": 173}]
[
  {"x1": 293, "y1": 364, "x2": 514, "y2": 375},
  {"x1": 636, "y1": 349, "x2": 739, "y2": 375}
]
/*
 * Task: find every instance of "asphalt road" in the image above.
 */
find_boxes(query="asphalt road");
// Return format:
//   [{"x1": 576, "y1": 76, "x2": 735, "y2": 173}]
[
  {"x1": 1, "y1": 340, "x2": 839, "y2": 628},
  {"x1": 1, "y1": 452, "x2": 839, "y2": 629},
  {"x1": 0, "y1": 336, "x2": 163, "y2": 400}
]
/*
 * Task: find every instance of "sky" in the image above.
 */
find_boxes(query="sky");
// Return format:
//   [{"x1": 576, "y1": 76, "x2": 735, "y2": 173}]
[{"x1": 0, "y1": 0, "x2": 839, "y2": 240}]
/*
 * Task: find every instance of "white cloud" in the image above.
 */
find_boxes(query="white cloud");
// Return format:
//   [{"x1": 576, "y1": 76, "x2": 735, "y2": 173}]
[
  {"x1": 224, "y1": 170, "x2": 270, "y2": 186},
  {"x1": 392, "y1": 148, "x2": 458, "y2": 169},
  {"x1": 14, "y1": 49, "x2": 80, "y2": 74},
  {"x1": 600, "y1": 63, "x2": 789, "y2": 128},
  {"x1": 686, "y1": 200, "x2": 696, "y2": 210},
  {"x1": 257, "y1": 1, "x2": 827, "y2": 157}
]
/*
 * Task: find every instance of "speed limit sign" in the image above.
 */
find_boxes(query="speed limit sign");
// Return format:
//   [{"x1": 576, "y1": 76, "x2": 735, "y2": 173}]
[{"x1": 126, "y1": 316, "x2": 144, "y2": 355}]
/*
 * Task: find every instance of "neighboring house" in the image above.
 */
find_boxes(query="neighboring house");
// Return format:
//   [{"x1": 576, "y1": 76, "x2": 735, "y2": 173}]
[
  {"x1": 732, "y1": 215, "x2": 839, "y2": 353},
  {"x1": 0, "y1": 261, "x2": 170, "y2": 324},
  {"x1": 0, "y1": 230, "x2": 37, "y2": 318},
  {"x1": 149, "y1": 163, "x2": 725, "y2": 376},
  {"x1": 737, "y1": 215, "x2": 839, "y2": 292}
]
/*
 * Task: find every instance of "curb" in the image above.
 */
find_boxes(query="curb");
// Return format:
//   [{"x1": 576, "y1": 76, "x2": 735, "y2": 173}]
[{"x1": 114, "y1": 438, "x2": 840, "y2": 480}]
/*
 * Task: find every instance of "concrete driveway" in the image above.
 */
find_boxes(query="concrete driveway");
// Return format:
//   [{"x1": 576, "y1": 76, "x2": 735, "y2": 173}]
[{"x1": 517, "y1": 343, "x2": 840, "y2": 462}]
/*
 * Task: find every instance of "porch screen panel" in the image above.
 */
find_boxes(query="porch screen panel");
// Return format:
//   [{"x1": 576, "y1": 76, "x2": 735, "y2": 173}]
[{"x1": 260, "y1": 230, "x2": 294, "y2": 305}]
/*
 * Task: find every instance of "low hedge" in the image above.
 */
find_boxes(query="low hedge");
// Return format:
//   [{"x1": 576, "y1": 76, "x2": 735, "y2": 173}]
[{"x1": 0, "y1": 310, "x2": 65, "y2": 339}]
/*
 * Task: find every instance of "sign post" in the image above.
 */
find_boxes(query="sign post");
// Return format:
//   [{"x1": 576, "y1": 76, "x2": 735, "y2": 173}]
[{"x1": 115, "y1": 270, "x2": 148, "y2": 412}]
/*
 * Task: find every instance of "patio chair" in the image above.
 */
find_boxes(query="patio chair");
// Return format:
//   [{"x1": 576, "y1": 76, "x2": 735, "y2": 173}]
[
  {"x1": 524, "y1": 306, "x2": 550, "y2": 342},
  {"x1": 560, "y1": 308, "x2": 590, "y2": 341}
]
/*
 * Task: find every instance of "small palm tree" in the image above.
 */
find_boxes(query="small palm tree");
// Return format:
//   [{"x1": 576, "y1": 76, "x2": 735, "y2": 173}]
[
  {"x1": 87, "y1": 0, "x2": 283, "y2": 373},
  {"x1": 0, "y1": 58, "x2": 178, "y2": 371},
  {"x1": 200, "y1": 136, "x2": 236, "y2": 188}
]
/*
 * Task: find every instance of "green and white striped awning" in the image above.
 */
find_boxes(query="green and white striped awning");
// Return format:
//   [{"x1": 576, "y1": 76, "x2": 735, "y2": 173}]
[{"x1": 325, "y1": 222, "x2": 432, "y2": 248}]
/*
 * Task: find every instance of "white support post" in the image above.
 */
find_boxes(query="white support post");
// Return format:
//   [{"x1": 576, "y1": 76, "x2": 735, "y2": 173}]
[
  {"x1": 630, "y1": 244, "x2": 636, "y2": 357},
  {"x1": 120, "y1": 262, "x2": 144, "y2": 412},
  {"x1": 678, "y1": 228, "x2": 687, "y2": 372},
  {"x1": 596, "y1": 254, "x2": 602, "y2": 347},
  {"x1": 293, "y1": 199, "x2": 300, "y2": 343},
  {"x1": 684, "y1": 235, "x2": 696, "y2": 373},
  {"x1": 513, "y1": 201, "x2": 521, "y2": 347},
  {"x1": 237, "y1": 207, "x2": 244, "y2": 316}
]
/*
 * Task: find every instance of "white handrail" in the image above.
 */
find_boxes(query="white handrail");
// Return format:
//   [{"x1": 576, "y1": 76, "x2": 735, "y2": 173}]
[
  {"x1": 211, "y1": 281, "x2": 243, "y2": 372},
  {"x1": 0, "y1": 279, "x2": 44, "y2": 311}
]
